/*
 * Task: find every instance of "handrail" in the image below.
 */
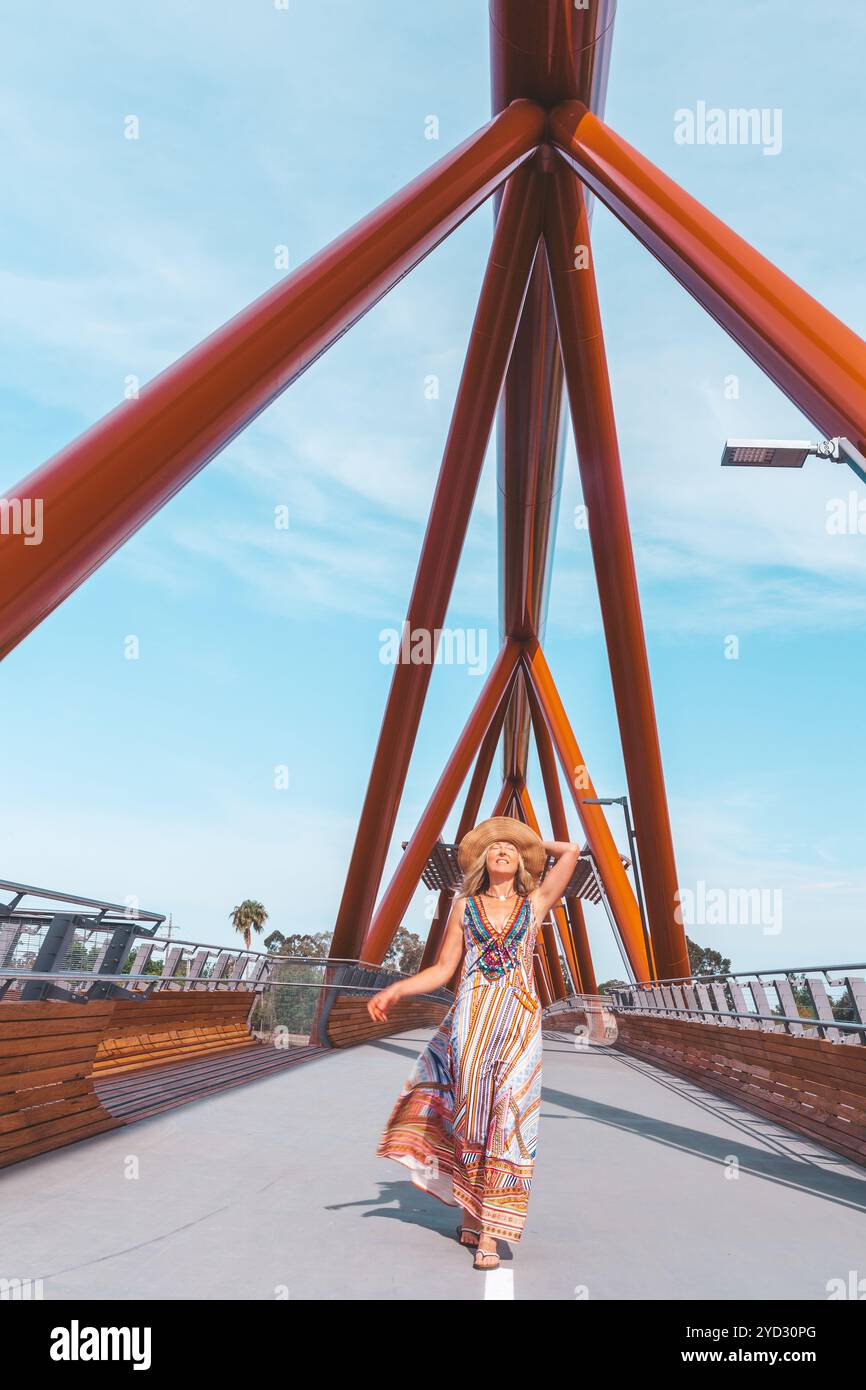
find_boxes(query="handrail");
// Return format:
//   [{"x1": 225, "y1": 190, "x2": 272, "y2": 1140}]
[
  {"x1": 0, "y1": 877, "x2": 165, "y2": 923},
  {"x1": 610, "y1": 997, "x2": 866, "y2": 1037},
  {"x1": 539, "y1": 984, "x2": 866, "y2": 1045},
  {"x1": 0, "y1": 935, "x2": 422, "y2": 977},
  {"x1": 621, "y1": 962, "x2": 866, "y2": 985},
  {"x1": 0, "y1": 961, "x2": 454, "y2": 1007},
  {"x1": 607, "y1": 967, "x2": 866, "y2": 1046}
]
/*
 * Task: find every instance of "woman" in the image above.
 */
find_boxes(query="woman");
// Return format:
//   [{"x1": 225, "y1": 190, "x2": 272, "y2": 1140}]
[{"x1": 368, "y1": 816, "x2": 581, "y2": 1270}]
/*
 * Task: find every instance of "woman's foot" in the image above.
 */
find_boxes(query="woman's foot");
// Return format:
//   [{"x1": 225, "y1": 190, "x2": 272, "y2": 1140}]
[
  {"x1": 473, "y1": 1239, "x2": 500, "y2": 1270},
  {"x1": 456, "y1": 1225, "x2": 480, "y2": 1247}
]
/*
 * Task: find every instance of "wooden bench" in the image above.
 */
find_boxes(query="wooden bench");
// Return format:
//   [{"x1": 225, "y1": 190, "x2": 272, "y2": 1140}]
[
  {"x1": 325, "y1": 995, "x2": 450, "y2": 1048},
  {"x1": 91, "y1": 992, "x2": 259, "y2": 1077},
  {"x1": 0, "y1": 1001, "x2": 122, "y2": 1170}
]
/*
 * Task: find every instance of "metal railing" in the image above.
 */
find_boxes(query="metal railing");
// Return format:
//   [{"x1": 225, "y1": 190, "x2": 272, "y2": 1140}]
[
  {"x1": 251, "y1": 960, "x2": 453, "y2": 1044},
  {"x1": 0, "y1": 958, "x2": 454, "y2": 1053},
  {"x1": 542, "y1": 992, "x2": 619, "y2": 1045},
  {"x1": 0, "y1": 878, "x2": 445, "y2": 1004},
  {"x1": 0, "y1": 951, "x2": 451, "y2": 1000},
  {"x1": 607, "y1": 963, "x2": 866, "y2": 1045}
]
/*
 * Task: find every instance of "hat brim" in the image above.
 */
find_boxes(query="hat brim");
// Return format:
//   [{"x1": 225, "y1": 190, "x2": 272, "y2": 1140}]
[{"x1": 457, "y1": 816, "x2": 547, "y2": 878}]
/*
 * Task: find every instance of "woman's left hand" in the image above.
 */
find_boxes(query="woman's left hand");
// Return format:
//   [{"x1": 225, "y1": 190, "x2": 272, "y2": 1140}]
[{"x1": 367, "y1": 982, "x2": 403, "y2": 1023}]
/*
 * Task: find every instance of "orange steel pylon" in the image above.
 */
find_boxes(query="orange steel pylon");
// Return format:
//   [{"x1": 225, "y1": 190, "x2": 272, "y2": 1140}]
[{"x1": 3, "y1": 5, "x2": 865, "y2": 987}]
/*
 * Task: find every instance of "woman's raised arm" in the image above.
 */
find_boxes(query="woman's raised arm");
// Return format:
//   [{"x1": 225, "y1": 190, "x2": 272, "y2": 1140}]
[{"x1": 532, "y1": 841, "x2": 582, "y2": 922}]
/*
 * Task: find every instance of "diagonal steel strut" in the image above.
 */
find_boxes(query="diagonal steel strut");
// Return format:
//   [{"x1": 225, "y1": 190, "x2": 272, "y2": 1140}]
[
  {"x1": 544, "y1": 163, "x2": 688, "y2": 982},
  {"x1": 549, "y1": 100, "x2": 866, "y2": 447},
  {"x1": 0, "y1": 100, "x2": 545, "y2": 661},
  {"x1": 522, "y1": 639, "x2": 652, "y2": 981}
]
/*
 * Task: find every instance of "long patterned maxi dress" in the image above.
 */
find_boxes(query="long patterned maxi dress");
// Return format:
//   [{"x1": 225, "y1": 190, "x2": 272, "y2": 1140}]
[{"x1": 376, "y1": 892, "x2": 543, "y2": 1242}]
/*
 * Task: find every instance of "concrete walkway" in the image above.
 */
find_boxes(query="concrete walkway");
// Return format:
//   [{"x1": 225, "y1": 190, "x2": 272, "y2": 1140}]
[{"x1": 2, "y1": 1026, "x2": 865, "y2": 1300}]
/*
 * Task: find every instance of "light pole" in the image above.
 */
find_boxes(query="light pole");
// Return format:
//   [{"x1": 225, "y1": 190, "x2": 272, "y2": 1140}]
[
  {"x1": 720, "y1": 435, "x2": 866, "y2": 484},
  {"x1": 581, "y1": 795, "x2": 656, "y2": 978}
]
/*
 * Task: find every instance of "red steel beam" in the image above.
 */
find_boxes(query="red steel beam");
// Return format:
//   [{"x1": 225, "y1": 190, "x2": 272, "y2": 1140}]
[
  {"x1": 535, "y1": 942, "x2": 553, "y2": 1006},
  {"x1": 498, "y1": 254, "x2": 565, "y2": 645},
  {"x1": 548, "y1": 101, "x2": 866, "y2": 448},
  {"x1": 492, "y1": 780, "x2": 516, "y2": 818},
  {"x1": 522, "y1": 640, "x2": 651, "y2": 980},
  {"x1": 360, "y1": 642, "x2": 523, "y2": 964},
  {"x1": 562, "y1": 900, "x2": 588, "y2": 995},
  {"x1": 0, "y1": 100, "x2": 545, "y2": 662},
  {"x1": 544, "y1": 165, "x2": 688, "y2": 982},
  {"x1": 330, "y1": 163, "x2": 544, "y2": 961},
  {"x1": 504, "y1": 783, "x2": 555, "y2": 999},
  {"x1": 498, "y1": 244, "x2": 566, "y2": 785},
  {"x1": 422, "y1": 899, "x2": 451, "y2": 975},
  {"x1": 512, "y1": 782, "x2": 561, "y2": 998},
  {"x1": 524, "y1": 672, "x2": 595, "y2": 993},
  {"x1": 515, "y1": 781, "x2": 567, "y2": 998},
  {"x1": 490, "y1": 1, "x2": 617, "y2": 119}
]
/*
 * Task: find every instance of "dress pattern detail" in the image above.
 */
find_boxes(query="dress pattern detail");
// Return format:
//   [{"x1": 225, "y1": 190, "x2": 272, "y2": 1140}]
[
  {"x1": 464, "y1": 894, "x2": 531, "y2": 980},
  {"x1": 375, "y1": 893, "x2": 543, "y2": 1242}
]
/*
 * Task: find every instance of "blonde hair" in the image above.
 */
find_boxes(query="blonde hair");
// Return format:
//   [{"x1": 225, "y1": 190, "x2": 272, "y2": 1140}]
[{"x1": 456, "y1": 843, "x2": 537, "y2": 901}]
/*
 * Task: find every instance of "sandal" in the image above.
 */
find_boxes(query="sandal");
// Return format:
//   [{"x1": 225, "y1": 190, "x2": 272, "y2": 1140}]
[
  {"x1": 456, "y1": 1225, "x2": 481, "y2": 1247},
  {"x1": 474, "y1": 1244, "x2": 500, "y2": 1270}
]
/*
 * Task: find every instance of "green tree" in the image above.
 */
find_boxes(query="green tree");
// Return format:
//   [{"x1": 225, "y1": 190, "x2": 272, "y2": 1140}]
[
  {"x1": 229, "y1": 899, "x2": 269, "y2": 950},
  {"x1": 771, "y1": 975, "x2": 855, "y2": 1023},
  {"x1": 598, "y1": 935, "x2": 731, "y2": 997},
  {"x1": 67, "y1": 939, "x2": 100, "y2": 971},
  {"x1": 263, "y1": 930, "x2": 332, "y2": 958},
  {"x1": 558, "y1": 954, "x2": 575, "y2": 995},
  {"x1": 686, "y1": 937, "x2": 731, "y2": 977},
  {"x1": 384, "y1": 926, "x2": 424, "y2": 975},
  {"x1": 251, "y1": 931, "x2": 336, "y2": 1038},
  {"x1": 121, "y1": 950, "x2": 164, "y2": 976}
]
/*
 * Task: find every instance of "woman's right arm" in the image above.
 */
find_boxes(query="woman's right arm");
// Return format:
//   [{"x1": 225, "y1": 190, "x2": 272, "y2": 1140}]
[{"x1": 366, "y1": 896, "x2": 466, "y2": 1022}]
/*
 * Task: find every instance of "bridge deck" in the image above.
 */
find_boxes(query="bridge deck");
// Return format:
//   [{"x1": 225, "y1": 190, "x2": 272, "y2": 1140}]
[{"x1": 1, "y1": 1026, "x2": 865, "y2": 1300}]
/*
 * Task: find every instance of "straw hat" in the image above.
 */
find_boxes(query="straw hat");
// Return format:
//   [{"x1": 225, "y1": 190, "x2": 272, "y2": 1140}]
[{"x1": 457, "y1": 815, "x2": 547, "y2": 878}]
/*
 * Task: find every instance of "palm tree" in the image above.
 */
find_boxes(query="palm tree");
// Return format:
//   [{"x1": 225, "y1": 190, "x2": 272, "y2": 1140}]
[{"x1": 229, "y1": 899, "x2": 269, "y2": 949}]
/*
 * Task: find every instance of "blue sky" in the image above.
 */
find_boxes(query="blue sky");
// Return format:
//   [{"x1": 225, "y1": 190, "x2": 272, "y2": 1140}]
[{"x1": 2, "y1": 1, "x2": 865, "y2": 982}]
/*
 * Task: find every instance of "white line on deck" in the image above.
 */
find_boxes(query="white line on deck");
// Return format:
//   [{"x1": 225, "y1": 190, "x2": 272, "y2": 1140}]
[{"x1": 484, "y1": 1267, "x2": 514, "y2": 1300}]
